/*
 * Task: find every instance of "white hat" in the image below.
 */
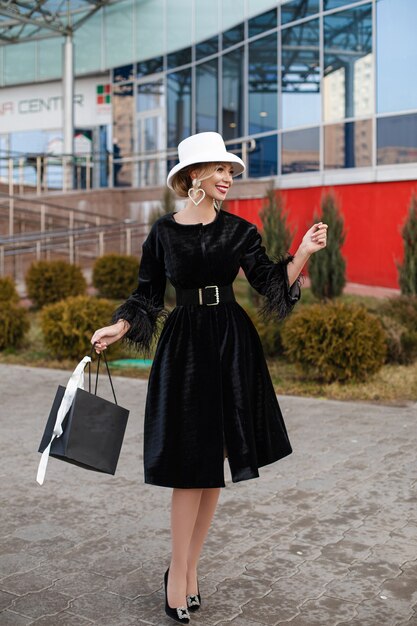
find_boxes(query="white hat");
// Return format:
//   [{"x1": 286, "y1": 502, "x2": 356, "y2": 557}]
[{"x1": 167, "y1": 132, "x2": 245, "y2": 189}]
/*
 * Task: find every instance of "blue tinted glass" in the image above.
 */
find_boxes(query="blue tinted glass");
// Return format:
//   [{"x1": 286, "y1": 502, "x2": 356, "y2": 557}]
[
  {"x1": 377, "y1": 0, "x2": 417, "y2": 113},
  {"x1": 248, "y1": 134, "x2": 278, "y2": 177},
  {"x1": 167, "y1": 69, "x2": 192, "y2": 148},
  {"x1": 196, "y1": 36, "x2": 219, "y2": 61},
  {"x1": 281, "y1": 0, "x2": 320, "y2": 25},
  {"x1": 167, "y1": 47, "x2": 192, "y2": 70},
  {"x1": 249, "y1": 33, "x2": 277, "y2": 134},
  {"x1": 222, "y1": 49, "x2": 243, "y2": 140},
  {"x1": 222, "y1": 24, "x2": 244, "y2": 49},
  {"x1": 324, "y1": 1, "x2": 355, "y2": 9},
  {"x1": 248, "y1": 9, "x2": 277, "y2": 37},
  {"x1": 281, "y1": 19, "x2": 320, "y2": 128},
  {"x1": 137, "y1": 57, "x2": 163, "y2": 78},
  {"x1": 113, "y1": 64, "x2": 134, "y2": 82},
  {"x1": 196, "y1": 59, "x2": 218, "y2": 132},
  {"x1": 324, "y1": 119, "x2": 372, "y2": 168},
  {"x1": 282, "y1": 127, "x2": 319, "y2": 174},
  {"x1": 377, "y1": 114, "x2": 417, "y2": 165},
  {"x1": 324, "y1": 4, "x2": 373, "y2": 121}
]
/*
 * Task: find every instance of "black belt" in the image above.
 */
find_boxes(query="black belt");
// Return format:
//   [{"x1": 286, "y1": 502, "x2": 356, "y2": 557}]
[{"x1": 175, "y1": 284, "x2": 236, "y2": 306}]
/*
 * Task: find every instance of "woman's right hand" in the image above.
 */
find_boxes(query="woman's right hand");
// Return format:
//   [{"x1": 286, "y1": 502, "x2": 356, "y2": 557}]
[{"x1": 91, "y1": 320, "x2": 130, "y2": 353}]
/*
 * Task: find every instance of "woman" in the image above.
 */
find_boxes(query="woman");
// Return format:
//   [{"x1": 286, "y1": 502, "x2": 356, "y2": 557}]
[{"x1": 91, "y1": 132, "x2": 327, "y2": 623}]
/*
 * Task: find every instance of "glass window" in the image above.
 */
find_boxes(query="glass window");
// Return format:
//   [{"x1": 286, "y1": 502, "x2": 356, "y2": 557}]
[
  {"x1": 167, "y1": 47, "x2": 192, "y2": 70},
  {"x1": 222, "y1": 24, "x2": 245, "y2": 50},
  {"x1": 281, "y1": 0, "x2": 320, "y2": 25},
  {"x1": 324, "y1": 119, "x2": 372, "y2": 169},
  {"x1": 195, "y1": 0, "x2": 220, "y2": 43},
  {"x1": 167, "y1": 0, "x2": 192, "y2": 51},
  {"x1": 249, "y1": 33, "x2": 277, "y2": 135},
  {"x1": 104, "y1": 0, "x2": 134, "y2": 69},
  {"x1": 324, "y1": 1, "x2": 356, "y2": 9},
  {"x1": 136, "y1": 0, "x2": 164, "y2": 61},
  {"x1": 222, "y1": 0, "x2": 245, "y2": 31},
  {"x1": 196, "y1": 36, "x2": 219, "y2": 61},
  {"x1": 324, "y1": 4, "x2": 373, "y2": 122},
  {"x1": 281, "y1": 19, "x2": 320, "y2": 129},
  {"x1": 167, "y1": 69, "x2": 192, "y2": 148},
  {"x1": 222, "y1": 49, "x2": 244, "y2": 140},
  {"x1": 137, "y1": 81, "x2": 164, "y2": 113},
  {"x1": 196, "y1": 60, "x2": 218, "y2": 133},
  {"x1": 113, "y1": 65, "x2": 135, "y2": 83},
  {"x1": 248, "y1": 9, "x2": 277, "y2": 38},
  {"x1": 38, "y1": 39, "x2": 62, "y2": 81},
  {"x1": 113, "y1": 83, "x2": 134, "y2": 186},
  {"x1": 377, "y1": 0, "x2": 417, "y2": 114},
  {"x1": 137, "y1": 57, "x2": 163, "y2": 79},
  {"x1": 75, "y1": 9, "x2": 102, "y2": 74},
  {"x1": 4, "y1": 41, "x2": 36, "y2": 85},
  {"x1": 377, "y1": 114, "x2": 417, "y2": 165},
  {"x1": 248, "y1": 134, "x2": 278, "y2": 177},
  {"x1": 282, "y1": 127, "x2": 319, "y2": 174}
]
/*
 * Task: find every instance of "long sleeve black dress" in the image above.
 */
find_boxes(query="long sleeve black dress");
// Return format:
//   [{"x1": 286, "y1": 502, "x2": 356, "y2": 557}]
[{"x1": 112, "y1": 207, "x2": 302, "y2": 488}]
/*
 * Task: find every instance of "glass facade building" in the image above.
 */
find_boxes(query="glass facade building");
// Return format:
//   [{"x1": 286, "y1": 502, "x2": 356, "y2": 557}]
[{"x1": 1, "y1": 0, "x2": 416, "y2": 189}]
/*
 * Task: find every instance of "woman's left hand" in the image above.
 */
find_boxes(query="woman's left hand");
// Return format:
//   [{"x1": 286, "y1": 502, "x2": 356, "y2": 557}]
[{"x1": 301, "y1": 222, "x2": 328, "y2": 255}]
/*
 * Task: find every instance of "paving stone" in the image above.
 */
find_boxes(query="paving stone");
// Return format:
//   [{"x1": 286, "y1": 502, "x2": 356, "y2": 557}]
[
  {"x1": 9, "y1": 589, "x2": 73, "y2": 619},
  {"x1": 0, "y1": 590, "x2": 18, "y2": 611},
  {"x1": 1, "y1": 364, "x2": 417, "y2": 625}
]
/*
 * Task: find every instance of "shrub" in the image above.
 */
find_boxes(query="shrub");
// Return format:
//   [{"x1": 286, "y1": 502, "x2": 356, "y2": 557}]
[
  {"x1": 398, "y1": 194, "x2": 417, "y2": 295},
  {"x1": 308, "y1": 193, "x2": 346, "y2": 300},
  {"x1": 26, "y1": 260, "x2": 86, "y2": 309},
  {"x1": 281, "y1": 301, "x2": 387, "y2": 383},
  {"x1": 0, "y1": 302, "x2": 30, "y2": 350},
  {"x1": 92, "y1": 254, "x2": 139, "y2": 299},
  {"x1": 41, "y1": 295, "x2": 124, "y2": 360},
  {"x1": 245, "y1": 306, "x2": 283, "y2": 357},
  {"x1": 376, "y1": 296, "x2": 417, "y2": 363},
  {"x1": 0, "y1": 276, "x2": 19, "y2": 303}
]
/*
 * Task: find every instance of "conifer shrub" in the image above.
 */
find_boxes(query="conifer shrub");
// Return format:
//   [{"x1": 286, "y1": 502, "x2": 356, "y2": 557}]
[
  {"x1": 26, "y1": 260, "x2": 86, "y2": 309},
  {"x1": 92, "y1": 254, "x2": 139, "y2": 299},
  {"x1": 308, "y1": 193, "x2": 346, "y2": 300},
  {"x1": 245, "y1": 307, "x2": 283, "y2": 357},
  {"x1": 281, "y1": 301, "x2": 387, "y2": 383},
  {"x1": 398, "y1": 194, "x2": 417, "y2": 295},
  {"x1": 0, "y1": 302, "x2": 30, "y2": 350},
  {"x1": 41, "y1": 295, "x2": 124, "y2": 360},
  {"x1": 376, "y1": 296, "x2": 417, "y2": 363},
  {"x1": 0, "y1": 276, "x2": 19, "y2": 303}
]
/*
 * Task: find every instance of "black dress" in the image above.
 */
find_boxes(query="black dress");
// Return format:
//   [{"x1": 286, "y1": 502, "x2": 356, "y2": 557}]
[{"x1": 112, "y1": 207, "x2": 302, "y2": 488}]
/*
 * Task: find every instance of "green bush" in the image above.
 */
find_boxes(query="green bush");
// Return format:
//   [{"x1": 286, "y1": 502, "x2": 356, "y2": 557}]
[
  {"x1": 308, "y1": 193, "x2": 346, "y2": 300},
  {"x1": 0, "y1": 301, "x2": 30, "y2": 350},
  {"x1": 0, "y1": 276, "x2": 19, "y2": 303},
  {"x1": 41, "y1": 295, "x2": 124, "y2": 360},
  {"x1": 376, "y1": 296, "x2": 417, "y2": 363},
  {"x1": 398, "y1": 194, "x2": 417, "y2": 295},
  {"x1": 245, "y1": 306, "x2": 283, "y2": 357},
  {"x1": 281, "y1": 301, "x2": 387, "y2": 383},
  {"x1": 26, "y1": 260, "x2": 86, "y2": 309},
  {"x1": 92, "y1": 254, "x2": 139, "y2": 299}
]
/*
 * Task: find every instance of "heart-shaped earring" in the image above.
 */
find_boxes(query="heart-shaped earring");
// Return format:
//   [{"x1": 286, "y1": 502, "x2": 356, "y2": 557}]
[{"x1": 188, "y1": 178, "x2": 206, "y2": 206}]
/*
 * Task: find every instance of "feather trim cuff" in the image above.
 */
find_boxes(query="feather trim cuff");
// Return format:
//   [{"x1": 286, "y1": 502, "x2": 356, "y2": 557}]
[
  {"x1": 111, "y1": 293, "x2": 169, "y2": 357},
  {"x1": 259, "y1": 254, "x2": 303, "y2": 322}
]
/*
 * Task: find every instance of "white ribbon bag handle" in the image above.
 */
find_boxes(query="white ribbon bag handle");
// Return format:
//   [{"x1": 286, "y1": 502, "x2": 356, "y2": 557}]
[{"x1": 36, "y1": 355, "x2": 92, "y2": 486}]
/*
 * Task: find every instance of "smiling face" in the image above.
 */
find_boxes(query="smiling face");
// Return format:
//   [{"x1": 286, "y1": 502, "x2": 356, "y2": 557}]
[{"x1": 190, "y1": 162, "x2": 234, "y2": 203}]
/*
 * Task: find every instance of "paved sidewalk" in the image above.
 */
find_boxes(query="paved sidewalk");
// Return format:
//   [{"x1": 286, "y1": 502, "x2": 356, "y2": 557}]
[{"x1": 0, "y1": 363, "x2": 416, "y2": 626}]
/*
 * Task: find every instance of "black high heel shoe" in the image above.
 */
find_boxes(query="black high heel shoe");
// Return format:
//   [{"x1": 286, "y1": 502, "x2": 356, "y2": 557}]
[
  {"x1": 164, "y1": 567, "x2": 190, "y2": 623},
  {"x1": 186, "y1": 573, "x2": 201, "y2": 612}
]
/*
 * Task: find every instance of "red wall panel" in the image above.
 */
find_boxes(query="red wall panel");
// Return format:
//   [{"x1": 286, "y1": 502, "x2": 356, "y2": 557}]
[{"x1": 229, "y1": 180, "x2": 417, "y2": 289}]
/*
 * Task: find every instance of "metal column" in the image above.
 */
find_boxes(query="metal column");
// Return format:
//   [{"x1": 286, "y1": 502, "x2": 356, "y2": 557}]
[{"x1": 63, "y1": 33, "x2": 74, "y2": 191}]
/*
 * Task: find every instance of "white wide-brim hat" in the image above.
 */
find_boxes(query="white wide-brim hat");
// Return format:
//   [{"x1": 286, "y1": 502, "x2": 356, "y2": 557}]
[{"x1": 167, "y1": 132, "x2": 245, "y2": 190}]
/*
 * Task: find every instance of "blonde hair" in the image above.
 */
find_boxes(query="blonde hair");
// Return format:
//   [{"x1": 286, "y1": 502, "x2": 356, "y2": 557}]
[{"x1": 171, "y1": 162, "x2": 223, "y2": 198}]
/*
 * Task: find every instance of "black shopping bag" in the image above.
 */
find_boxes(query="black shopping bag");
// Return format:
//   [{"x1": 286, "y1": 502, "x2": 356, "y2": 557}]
[{"x1": 37, "y1": 350, "x2": 129, "y2": 484}]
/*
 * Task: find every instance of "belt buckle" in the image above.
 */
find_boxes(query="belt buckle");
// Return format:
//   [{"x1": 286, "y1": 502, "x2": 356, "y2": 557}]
[{"x1": 199, "y1": 285, "x2": 219, "y2": 305}]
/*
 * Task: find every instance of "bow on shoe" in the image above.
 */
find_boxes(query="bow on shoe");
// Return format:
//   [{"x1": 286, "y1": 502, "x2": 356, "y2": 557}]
[{"x1": 187, "y1": 594, "x2": 200, "y2": 607}]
